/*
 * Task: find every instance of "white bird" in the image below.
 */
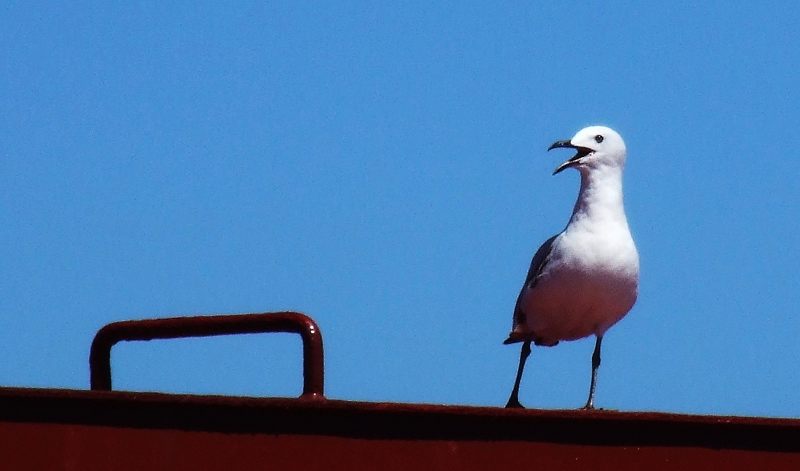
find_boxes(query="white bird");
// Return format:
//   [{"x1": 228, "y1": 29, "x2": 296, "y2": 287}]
[{"x1": 505, "y1": 125, "x2": 639, "y2": 409}]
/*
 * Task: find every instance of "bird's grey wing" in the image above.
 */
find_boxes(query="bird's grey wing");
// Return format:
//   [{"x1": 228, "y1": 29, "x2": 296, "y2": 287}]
[
  {"x1": 521, "y1": 234, "x2": 559, "y2": 292},
  {"x1": 505, "y1": 234, "x2": 559, "y2": 344}
]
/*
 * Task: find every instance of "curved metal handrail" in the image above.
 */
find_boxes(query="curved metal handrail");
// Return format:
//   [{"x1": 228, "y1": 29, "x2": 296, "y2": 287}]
[{"x1": 89, "y1": 312, "x2": 324, "y2": 399}]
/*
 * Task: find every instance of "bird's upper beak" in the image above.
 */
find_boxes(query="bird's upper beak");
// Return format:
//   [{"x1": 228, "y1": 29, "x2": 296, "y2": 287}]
[{"x1": 548, "y1": 140, "x2": 595, "y2": 175}]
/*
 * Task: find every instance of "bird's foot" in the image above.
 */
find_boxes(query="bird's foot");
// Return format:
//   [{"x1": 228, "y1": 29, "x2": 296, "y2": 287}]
[
  {"x1": 581, "y1": 404, "x2": 606, "y2": 411},
  {"x1": 505, "y1": 398, "x2": 525, "y2": 409}
]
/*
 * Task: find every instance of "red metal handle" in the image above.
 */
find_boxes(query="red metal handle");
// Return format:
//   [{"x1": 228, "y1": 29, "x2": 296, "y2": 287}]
[{"x1": 89, "y1": 312, "x2": 324, "y2": 400}]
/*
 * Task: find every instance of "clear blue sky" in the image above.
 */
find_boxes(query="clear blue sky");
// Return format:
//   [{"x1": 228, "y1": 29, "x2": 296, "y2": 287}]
[{"x1": 2, "y1": 2, "x2": 799, "y2": 417}]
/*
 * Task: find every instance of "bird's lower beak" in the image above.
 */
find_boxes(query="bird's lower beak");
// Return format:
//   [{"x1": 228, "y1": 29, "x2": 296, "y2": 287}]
[{"x1": 548, "y1": 140, "x2": 594, "y2": 175}]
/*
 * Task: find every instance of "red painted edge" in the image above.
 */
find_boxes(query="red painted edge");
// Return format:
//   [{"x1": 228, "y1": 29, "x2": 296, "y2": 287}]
[{"x1": 1, "y1": 387, "x2": 798, "y2": 452}]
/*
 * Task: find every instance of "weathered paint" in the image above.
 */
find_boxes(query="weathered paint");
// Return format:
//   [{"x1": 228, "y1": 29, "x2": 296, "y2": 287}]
[
  {"x1": 1, "y1": 387, "x2": 799, "y2": 470},
  {"x1": 2, "y1": 312, "x2": 798, "y2": 469}
]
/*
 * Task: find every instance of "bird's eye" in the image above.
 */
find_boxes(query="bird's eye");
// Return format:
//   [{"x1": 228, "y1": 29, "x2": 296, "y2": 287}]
[{"x1": 594, "y1": 135, "x2": 604, "y2": 143}]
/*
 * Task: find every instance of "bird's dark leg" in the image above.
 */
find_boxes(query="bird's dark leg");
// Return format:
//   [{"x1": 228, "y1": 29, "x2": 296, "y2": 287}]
[
  {"x1": 506, "y1": 340, "x2": 532, "y2": 408},
  {"x1": 583, "y1": 335, "x2": 603, "y2": 410}
]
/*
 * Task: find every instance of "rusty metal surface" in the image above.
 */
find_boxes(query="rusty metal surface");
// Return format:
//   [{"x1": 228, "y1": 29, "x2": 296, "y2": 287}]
[
  {"x1": 1, "y1": 386, "x2": 800, "y2": 470},
  {"x1": 89, "y1": 312, "x2": 324, "y2": 399},
  {"x1": 3, "y1": 421, "x2": 798, "y2": 471},
  {"x1": 1, "y1": 312, "x2": 797, "y2": 469}
]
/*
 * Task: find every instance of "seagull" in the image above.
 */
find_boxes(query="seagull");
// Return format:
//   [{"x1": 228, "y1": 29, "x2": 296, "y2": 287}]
[{"x1": 504, "y1": 125, "x2": 639, "y2": 410}]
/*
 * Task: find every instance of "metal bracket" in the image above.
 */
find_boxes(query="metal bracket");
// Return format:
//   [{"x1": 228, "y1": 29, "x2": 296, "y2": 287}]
[{"x1": 89, "y1": 312, "x2": 324, "y2": 399}]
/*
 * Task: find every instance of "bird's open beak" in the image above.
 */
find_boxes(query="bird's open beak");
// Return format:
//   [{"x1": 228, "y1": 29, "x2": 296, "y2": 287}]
[{"x1": 548, "y1": 140, "x2": 595, "y2": 175}]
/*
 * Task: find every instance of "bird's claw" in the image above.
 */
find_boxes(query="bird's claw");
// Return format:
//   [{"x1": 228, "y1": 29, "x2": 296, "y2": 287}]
[{"x1": 505, "y1": 398, "x2": 525, "y2": 409}]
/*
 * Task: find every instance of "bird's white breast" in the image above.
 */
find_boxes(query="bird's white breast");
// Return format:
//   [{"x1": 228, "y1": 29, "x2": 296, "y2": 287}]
[{"x1": 519, "y1": 224, "x2": 639, "y2": 344}]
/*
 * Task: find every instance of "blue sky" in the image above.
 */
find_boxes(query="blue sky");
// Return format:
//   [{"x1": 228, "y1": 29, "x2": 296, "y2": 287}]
[{"x1": 2, "y1": 2, "x2": 799, "y2": 417}]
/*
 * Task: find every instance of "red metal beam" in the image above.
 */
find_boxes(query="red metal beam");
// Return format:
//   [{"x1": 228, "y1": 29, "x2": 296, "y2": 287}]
[
  {"x1": 0, "y1": 312, "x2": 792, "y2": 468},
  {"x1": 1, "y1": 387, "x2": 799, "y2": 470}
]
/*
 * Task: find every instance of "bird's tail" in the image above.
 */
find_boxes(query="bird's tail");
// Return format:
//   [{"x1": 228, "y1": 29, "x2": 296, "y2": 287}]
[
  {"x1": 503, "y1": 333, "x2": 524, "y2": 345},
  {"x1": 504, "y1": 332, "x2": 558, "y2": 347}
]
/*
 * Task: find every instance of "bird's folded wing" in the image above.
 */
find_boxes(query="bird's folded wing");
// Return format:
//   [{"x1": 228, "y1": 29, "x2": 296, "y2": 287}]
[{"x1": 504, "y1": 233, "x2": 559, "y2": 344}]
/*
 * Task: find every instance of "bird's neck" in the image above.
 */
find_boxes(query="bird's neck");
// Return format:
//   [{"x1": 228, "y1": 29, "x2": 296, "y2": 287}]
[{"x1": 568, "y1": 165, "x2": 628, "y2": 228}]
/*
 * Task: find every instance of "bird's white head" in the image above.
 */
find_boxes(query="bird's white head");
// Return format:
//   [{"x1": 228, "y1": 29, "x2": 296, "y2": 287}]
[{"x1": 549, "y1": 126, "x2": 627, "y2": 175}]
